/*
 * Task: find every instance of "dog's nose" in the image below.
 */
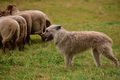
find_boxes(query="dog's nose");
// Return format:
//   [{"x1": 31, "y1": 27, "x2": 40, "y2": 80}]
[
  {"x1": 40, "y1": 34, "x2": 45, "y2": 37},
  {"x1": 39, "y1": 33, "x2": 43, "y2": 36}
]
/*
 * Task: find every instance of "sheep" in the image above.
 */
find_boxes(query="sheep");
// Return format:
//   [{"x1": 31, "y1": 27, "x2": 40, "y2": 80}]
[
  {"x1": 7, "y1": 15, "x2": 27, "y2": 50},
  {"x1": 0, "y1": 14, "x2": 27, "y2": 50},
  {"x1": 4, "y1": 5, "x2": 51, "y2": 43},
  {"x1": 0, "y1": 17, "x2": 20, "y2": 52},
  {"x1": 0, "y1": 6, "x2": 32, "y2": 44}
]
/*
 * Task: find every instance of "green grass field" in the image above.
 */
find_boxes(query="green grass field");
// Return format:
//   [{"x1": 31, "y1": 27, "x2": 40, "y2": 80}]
[{"x1": 0, "y1": 0, "x2": 120, "y2": 80}]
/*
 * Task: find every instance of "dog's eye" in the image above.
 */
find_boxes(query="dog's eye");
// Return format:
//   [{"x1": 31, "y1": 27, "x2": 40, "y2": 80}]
[{"x1": 46, "y1": 30, "x2": 49, "y2": 32}]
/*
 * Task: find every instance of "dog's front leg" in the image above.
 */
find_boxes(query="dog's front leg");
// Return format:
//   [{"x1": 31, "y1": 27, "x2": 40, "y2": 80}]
[
  {"x1": 64, "y1": 54, "x2": 72, "y2": 68},
  {"x1": 64, "y1": 54, "x2": 69, "y2": 68}
]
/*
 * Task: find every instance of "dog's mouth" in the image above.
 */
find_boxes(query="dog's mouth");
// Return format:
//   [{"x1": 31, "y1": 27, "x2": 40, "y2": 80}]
[{"x1": 40, "y1": 34, "x2": 53, "y2": 42}]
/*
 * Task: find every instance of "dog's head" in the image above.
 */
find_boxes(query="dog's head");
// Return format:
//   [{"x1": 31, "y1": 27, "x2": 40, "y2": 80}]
[{"x1": 40, "y1": 25, "x2": 62, "y2": 42}]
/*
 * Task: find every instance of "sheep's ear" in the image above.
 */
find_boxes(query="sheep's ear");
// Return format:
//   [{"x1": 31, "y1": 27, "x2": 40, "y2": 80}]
[
  {"x1": 55, "y1": 25, "x2": 62, "y2": 30},
  {"x1": 6, "y1": 5, "x2": 13, "y2": 10}
]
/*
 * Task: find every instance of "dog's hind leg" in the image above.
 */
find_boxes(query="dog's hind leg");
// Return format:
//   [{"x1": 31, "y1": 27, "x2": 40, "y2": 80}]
[
  {"x1": 99, "y1": 46, "x2": 119, "y2": 67},
  {"x1": 92, "y1": 49, "x2": 101, "y2": 67}
]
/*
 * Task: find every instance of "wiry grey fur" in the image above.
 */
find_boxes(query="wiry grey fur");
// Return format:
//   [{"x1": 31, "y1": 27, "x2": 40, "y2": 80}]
[{"x1": 41, "y1": 25, "x2": 119, "y2": 68}]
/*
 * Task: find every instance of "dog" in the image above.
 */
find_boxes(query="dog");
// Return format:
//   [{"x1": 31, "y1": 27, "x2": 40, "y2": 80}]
[{"x1": 40, "y1": 25, "x2": 119, "y2": 68}]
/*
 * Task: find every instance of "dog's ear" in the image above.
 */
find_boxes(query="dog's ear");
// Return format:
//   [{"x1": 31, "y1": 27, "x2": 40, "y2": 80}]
[{"x1": 55, "y1": 25, "x2": 62, "y2": 30}]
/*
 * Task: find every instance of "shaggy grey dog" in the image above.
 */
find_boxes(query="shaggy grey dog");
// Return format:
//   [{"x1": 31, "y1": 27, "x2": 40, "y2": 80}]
[{"x1": 40, "y1": 25, "x2": 119, "y2": 68}]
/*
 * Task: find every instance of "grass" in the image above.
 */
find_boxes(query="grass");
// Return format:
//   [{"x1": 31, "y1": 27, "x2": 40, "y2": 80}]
[{"x1": 0, "y1": 0, "x2": 120, "y2": 80}]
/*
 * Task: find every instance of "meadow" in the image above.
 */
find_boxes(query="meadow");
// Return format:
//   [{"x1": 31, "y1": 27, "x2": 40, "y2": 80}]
[{"x1": 0, "y1": 0, "x2": 120, "y2": 80}]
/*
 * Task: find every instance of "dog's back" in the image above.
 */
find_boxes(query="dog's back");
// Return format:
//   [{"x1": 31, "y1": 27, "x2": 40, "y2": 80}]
[{"x1": 56, "y1": 30, "x2": 112, "y2": 54}]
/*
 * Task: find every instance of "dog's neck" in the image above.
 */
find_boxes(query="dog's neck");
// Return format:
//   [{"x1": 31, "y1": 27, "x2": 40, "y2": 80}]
[{"x1": 53, "y1": 29, "x2": 68, "y2": 45}]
